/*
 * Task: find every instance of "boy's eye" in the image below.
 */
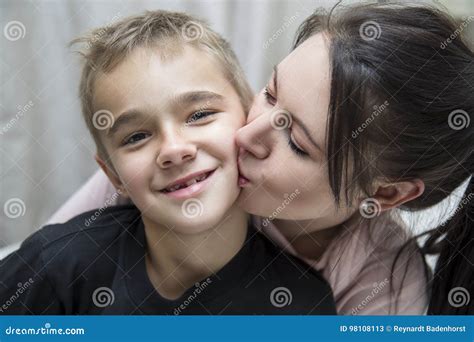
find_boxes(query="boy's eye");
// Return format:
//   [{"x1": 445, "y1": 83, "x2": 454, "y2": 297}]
[
  {"x1": 186, "y1": 111, "x2": 216, "y2": 124},
  {"x1": 123, "y1": 132, "x2": 150, "y2": 146},
  {"x1": 263, "y1": 86, "x2": 276, "y2": 106}
]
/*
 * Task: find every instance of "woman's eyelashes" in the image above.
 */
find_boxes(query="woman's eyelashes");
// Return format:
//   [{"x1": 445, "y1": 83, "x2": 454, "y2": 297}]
[
  {"x1": 263, "y1": 86, "x2": 276, "y2": 106},
  {"x1": 263, "y1": 86, "x2": 309, "y2": 158},
  {"x1": 288, "y1": 132, "x2": 309, "y2": 157}
]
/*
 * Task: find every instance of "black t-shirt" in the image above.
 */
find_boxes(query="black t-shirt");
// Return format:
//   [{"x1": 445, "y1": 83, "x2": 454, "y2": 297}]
[{"x1": 0, "y1": 205, "x2": 336, "y2": 315}]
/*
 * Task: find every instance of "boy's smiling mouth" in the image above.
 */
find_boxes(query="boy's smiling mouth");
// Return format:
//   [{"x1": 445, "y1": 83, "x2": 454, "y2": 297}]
[{"x1": 160, "y1": 169, "x2": 216, "y2": 198}]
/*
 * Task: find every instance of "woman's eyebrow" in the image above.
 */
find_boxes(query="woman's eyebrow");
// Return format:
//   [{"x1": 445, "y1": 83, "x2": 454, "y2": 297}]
[
  {"x1": 272, "y1": 64, "x2": 322, "y2": 153},
  {"x1": 273, "y1": 65, "x2": 279, "y2": 96}
]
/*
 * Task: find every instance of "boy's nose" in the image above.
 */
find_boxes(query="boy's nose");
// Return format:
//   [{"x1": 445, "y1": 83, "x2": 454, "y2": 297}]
[
  {"x1": 157, "y1": 133, "x2": 196, "y2": 169},
  {"x1": 235, "y1": 112, "x2": 272, "y2": 159}
]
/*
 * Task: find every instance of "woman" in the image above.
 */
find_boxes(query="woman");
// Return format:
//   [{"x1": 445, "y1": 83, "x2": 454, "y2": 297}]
[
  {"x1": 47, "y1": 3, "x2": 473, "y2": 314},
  {"x1": 235, "y1": 3, "x2": 472, "y2": 314}
]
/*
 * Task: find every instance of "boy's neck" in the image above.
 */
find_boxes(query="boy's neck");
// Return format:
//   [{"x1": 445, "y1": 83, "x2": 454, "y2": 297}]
[{"x1": 142, "y1": 205, "x2": 248, "y2": 300}]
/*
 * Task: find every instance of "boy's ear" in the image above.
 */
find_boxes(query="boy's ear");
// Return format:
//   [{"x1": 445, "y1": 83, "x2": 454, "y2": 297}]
[{"x1": 95, "y1": 154, "x2": 128, "y2": 197}]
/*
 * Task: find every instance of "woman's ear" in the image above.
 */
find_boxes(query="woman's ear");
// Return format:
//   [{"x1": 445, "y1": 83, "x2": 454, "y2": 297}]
[
  {"x1": 371, "y1": 178, "x2": 425, "y2": 212},
  {"x1": 95, "y1": 154, "x2": 128, "y2": 197}
]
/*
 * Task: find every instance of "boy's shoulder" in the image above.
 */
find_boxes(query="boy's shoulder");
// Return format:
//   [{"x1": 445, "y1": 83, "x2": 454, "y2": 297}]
[
  {"x1": 0, "y1": 205, "x2": 142, "y2": 314},
  {"x1": 30, "y1": 204, "x2": 140, "y2": 248},
  {"x1": 20, "y1": 204, "x2": 141, "y2": 268}
]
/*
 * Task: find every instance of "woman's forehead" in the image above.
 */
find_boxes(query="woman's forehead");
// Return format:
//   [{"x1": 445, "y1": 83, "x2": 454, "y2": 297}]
[{"x1": 276, "y1": 33, "x2": 331, "y2": 134}]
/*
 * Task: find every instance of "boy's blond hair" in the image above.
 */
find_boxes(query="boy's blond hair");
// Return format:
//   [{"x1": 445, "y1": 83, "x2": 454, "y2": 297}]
[{"x1": 71, "y1": 10, "x2": 254, "y2": 162}]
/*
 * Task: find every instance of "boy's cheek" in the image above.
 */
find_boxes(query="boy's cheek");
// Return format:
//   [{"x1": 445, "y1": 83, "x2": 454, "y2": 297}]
[
  {"x1": 113, "y1": 156, "x2": 152, "y2": 191},
  {"x1": 235, "y1": 110, "x2": 247, "y2": 128},
  {"x1": 207, "y1": 127, "x2": 240, "y2": 157}
]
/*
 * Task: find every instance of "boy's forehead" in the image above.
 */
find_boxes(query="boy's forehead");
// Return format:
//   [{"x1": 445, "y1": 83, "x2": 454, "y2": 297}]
[
  {"x1": 92, "y1": 45, "x2": 237, "y2": 111},
  {"x1": 91, "y1": 45, "x2": 244, "y2": 133},
  {"x1": 96, "y1": 44, "x2": 226, "y2": 84}
]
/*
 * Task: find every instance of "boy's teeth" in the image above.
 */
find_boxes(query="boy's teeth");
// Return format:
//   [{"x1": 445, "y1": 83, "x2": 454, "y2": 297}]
[
  {"x1": 186, "y1": 179, "x2": 197, "y2": 187},
  {"x1": 168, "y1": 184, "x2": 182, "y2": 192},
  {"x1": 196, "y1": 174, "x2": 207, "y2": 181},
  {"x1": 164, "y1": 172, "x2": 209, "y2": 192}
]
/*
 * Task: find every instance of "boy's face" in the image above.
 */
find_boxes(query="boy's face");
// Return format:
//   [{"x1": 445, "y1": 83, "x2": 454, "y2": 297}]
[{"x1": 93, "y1": 45, "x2": 246, "y2": 234}]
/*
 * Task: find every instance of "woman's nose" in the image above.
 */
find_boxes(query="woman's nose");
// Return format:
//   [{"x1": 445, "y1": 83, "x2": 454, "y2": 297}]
[
  {"x1": 156, "y1": 131, "x2": 197, "y2": 169},
  {"x1": 235, "y1": 111, "x2": 273, "y2": 159}
]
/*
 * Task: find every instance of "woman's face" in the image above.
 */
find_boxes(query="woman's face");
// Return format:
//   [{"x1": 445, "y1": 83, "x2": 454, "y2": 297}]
[{"x1": 236, "y1": 33, "x2": 356, "y2": 230}]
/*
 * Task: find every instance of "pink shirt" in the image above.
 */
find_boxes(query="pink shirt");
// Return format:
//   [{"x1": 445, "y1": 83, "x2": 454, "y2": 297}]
[
  {"x1": 47, "y1": 169, "x2": 428, "y2": 315},
  {"x1": 255, "y1": 216, "x2": 428, "y2": 314}
]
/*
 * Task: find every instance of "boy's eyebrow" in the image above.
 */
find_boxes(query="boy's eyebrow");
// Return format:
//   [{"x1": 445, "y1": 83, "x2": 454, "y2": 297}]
[
  {"x1": 173, "y1": 91, "x2": 225, "y2": 106},
  {"x1": 106, "y1": 111, "x2": 145, "y2": 138}
]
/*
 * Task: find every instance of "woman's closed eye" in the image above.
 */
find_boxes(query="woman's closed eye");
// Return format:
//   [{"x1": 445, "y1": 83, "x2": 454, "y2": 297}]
[
  {"x1": 263, "y1": 86, "x2": 276, "y2": 106},
  {"x1": 263, "y1": 86, "x2": 309, "y2": 157},
  {"x1": 288, "y1": 132, "x2": 309, "y2": 157}
]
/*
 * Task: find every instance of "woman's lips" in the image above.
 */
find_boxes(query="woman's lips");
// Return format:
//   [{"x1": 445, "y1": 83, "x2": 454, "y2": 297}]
[
  {"x1": 237, "y1": 159, "x2": 251, "y2": 187},
  {"x1": 238, "y1": 175, "x2": 250, "y2": 187}
]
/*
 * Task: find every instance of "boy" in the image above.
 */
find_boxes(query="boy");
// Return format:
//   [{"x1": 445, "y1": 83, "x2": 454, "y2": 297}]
[{"x1": 0, "y1": 10, "x2": 336, "y2": 315}]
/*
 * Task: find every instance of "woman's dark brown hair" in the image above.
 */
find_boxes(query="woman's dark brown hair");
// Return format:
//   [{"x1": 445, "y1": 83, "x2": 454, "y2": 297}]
[{"x1": 294, "y1": 3, "x2": 473, "y2": 314}]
